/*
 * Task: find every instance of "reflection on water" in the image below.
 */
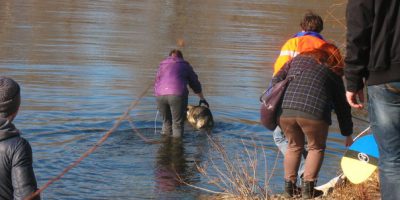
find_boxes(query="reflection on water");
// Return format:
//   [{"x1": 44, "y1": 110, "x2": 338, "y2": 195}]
[
  {"x1": 0, "y1": 0, "x2": 368, "y2": 199},
  {"x1": 154, "y1": 136, "x2": 199, "y2": 199},
  {"x1": 155, "y1": 137, "x2": 187, "y2": 193}
]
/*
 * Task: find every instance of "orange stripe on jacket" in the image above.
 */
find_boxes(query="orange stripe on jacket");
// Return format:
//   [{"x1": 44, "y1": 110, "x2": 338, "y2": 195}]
[{"x1": 273, "y1": 35, "x2": 343, "y2": 76}]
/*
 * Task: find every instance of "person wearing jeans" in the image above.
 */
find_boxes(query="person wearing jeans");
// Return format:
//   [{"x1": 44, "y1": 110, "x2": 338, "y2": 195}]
[
  {"x1": 345, "y1": 1, "x2": 400, "y2": 199},
  {"x1": 367, "y1": 83, "x2": 400, "y2": 199}
]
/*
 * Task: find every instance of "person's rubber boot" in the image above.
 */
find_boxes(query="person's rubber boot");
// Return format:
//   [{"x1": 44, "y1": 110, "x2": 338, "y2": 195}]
[
  {"x1": 283, "y1": 179, "x2": 300, "y2": 198},
  {"x1": 302, "y1": 180, "x2": 323, "y2": 199}
]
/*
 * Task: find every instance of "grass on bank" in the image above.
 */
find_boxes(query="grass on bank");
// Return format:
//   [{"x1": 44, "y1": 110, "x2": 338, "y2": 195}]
[
  {"x1": 182, "y1": 136, "x2": 381, "y2": 200},
  {"x1": 180, "y1": 136, "x2": 275, "y2": 200},
  {"x1": 326, "y1": 171, "x2": 380, "y2": 200}
]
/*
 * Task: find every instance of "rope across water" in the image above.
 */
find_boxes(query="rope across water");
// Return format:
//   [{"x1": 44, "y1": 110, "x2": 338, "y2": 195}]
[{"x1": 25, "y1": 83, "x2": 153, "y2": 200}]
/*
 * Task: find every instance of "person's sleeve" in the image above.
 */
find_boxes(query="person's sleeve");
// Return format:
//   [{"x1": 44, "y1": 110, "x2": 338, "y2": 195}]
[
  {"x1": 187, "y1": 63, "x2": 202, "y2": 94},
  {"x1": 12, "y1": 139, "x2": 40, "y2": 200},
  {"x1": 271, "y1": 61, "x2": 290, "y2": 85},
  {"x1": 344, "y1": 0, "x2": 374, "y2": 92},
  {"x1": 331, "y1": 75, "x2": 353, "y2": 136},
  {"x1": 273, "y1": 39, "x2": 296, "y2": 76}
]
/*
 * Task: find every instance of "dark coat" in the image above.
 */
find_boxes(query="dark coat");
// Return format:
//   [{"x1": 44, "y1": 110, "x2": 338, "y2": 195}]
[
  {"x1": 0, "y1": 119, "x2": 39, "y2": 200},
  {"x1": 345, "y1": 0, "x2": 400, "y2": 91}
]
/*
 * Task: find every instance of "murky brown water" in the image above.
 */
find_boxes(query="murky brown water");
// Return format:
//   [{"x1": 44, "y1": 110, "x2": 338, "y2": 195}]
[{"x1": 0, "y1": 0, "x2": 368, "y2": 199}]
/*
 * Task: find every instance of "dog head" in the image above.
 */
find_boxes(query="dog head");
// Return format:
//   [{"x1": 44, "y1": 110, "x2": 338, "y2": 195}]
[{"x1": 187, "y1": 105, "x2": 214, "y2": 131}]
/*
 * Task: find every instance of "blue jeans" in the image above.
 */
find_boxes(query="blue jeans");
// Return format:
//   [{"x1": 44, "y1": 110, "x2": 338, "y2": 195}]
[
  {"x1": 368, "y1": 82, "x2": 400, "y2": 200},
  {"x1": 273, "y1": 126, "x2": 307, "y2": 180}
]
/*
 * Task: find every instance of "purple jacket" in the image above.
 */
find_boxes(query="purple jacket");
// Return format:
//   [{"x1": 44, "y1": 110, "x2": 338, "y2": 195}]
[{"x1": 154, "y1": 56, "x2": 202, "y2": 96}]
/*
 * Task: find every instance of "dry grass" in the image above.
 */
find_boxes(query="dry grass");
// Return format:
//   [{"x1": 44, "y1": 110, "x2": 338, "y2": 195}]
[
  {"x1": 326, "y1": 171, "x2": 380, "y2": 200},
  {"x1": 189, "y1": 135, "x2": 381, "y2": 200},
  {"x1": 181, "y1": 136, "x2": 278, "y2": 200}
]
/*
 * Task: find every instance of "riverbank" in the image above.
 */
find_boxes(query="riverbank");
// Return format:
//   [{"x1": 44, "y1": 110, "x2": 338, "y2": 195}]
[
  {"x1": 198, "y1": 171, "x2": 380, "y2": 199},
  {"x1": 322, "y1": 171, "x2": 380, "y2": 200},
  {"x1": 192, "y1": 135, "x2": 380, "y2": 200}
]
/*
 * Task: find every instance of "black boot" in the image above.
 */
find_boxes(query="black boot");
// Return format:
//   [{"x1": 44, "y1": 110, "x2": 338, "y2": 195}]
[
  {"x1": 302, "y1": 180, "x2": 323, "y2": 199},
  {"x1": 283, "y1": 179, "x2": 300, "y2": 198}
]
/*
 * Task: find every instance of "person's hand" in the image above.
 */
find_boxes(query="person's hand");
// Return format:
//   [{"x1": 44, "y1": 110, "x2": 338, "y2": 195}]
[
  {"x1": 345, "y1": 135, "x2": 353, "y2": 147},
  {"x1": 199, "y1": 99, "x2": 209, "y2": 108},
  {"x1": 346, "y1": 90, "x2": 364, "y2": 109}
]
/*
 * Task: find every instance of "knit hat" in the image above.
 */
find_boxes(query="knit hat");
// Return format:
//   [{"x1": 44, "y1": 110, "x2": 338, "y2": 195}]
[{"x1": 0, "y1": 77, "x2": 21, "y2": 118}]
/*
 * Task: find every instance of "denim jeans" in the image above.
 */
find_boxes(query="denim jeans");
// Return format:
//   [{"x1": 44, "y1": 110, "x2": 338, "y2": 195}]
[
  {"x1": 368, "y1": 82, "x2": 400, "y2": 200},
  {"x1": 156, "y1": 95, "x2": 188, "y2": 137},
  {"x1": 273, "y1": 126, "x2": 307, "y2": 180}
]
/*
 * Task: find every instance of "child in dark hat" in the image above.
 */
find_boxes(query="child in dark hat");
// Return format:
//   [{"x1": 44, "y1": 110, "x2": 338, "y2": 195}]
[{"x1": 0, "y1": 77, "x2": 40, "y2": 200}]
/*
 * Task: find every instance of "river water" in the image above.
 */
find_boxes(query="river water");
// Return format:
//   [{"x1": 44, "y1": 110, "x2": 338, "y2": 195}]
[{"x1": 0, "y1": 0, "x2": 369, "y2": 199}]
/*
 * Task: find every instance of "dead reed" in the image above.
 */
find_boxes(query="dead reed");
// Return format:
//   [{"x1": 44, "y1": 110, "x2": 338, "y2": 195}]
[
  {"x1": 326, "y1": 171, "x2": 380, "y2": 200},
  {"x1": 191, "y1": 136, "x2": 381, "y2": 200},
  {"x1": 180, "y1": 135, "x2": 279, "y2": 200}
]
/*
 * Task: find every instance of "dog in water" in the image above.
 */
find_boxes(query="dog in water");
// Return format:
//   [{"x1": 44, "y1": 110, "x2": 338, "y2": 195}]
[{"x1": 187, "y1": 105, "x2": 214, "y2": 131}]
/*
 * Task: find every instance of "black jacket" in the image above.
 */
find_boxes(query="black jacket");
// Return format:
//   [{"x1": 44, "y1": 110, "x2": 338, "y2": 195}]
[
  {"x1": 0, "y1": 119, "x2": 39, "y2": 200},
  {"x1": 345, "y1": 0, "x2": 400, "y2": 92},
  {"x1": 273, "y1": 55, "x2": 353, "y2": 136}
]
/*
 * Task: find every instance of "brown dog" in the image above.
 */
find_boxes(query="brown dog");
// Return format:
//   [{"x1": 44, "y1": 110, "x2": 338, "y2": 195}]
[{"x1": 187, "y1": 105, "x2": 214, "y2": 131}]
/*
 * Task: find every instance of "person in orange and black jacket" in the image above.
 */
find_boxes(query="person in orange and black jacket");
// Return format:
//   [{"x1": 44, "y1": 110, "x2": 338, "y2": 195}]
[
  {"x1": 272, "y1": 12, "x2": 343, "y2": 76},
  {"x1": 0, "y1": 77, "x2": 40, "y2": 200}
]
